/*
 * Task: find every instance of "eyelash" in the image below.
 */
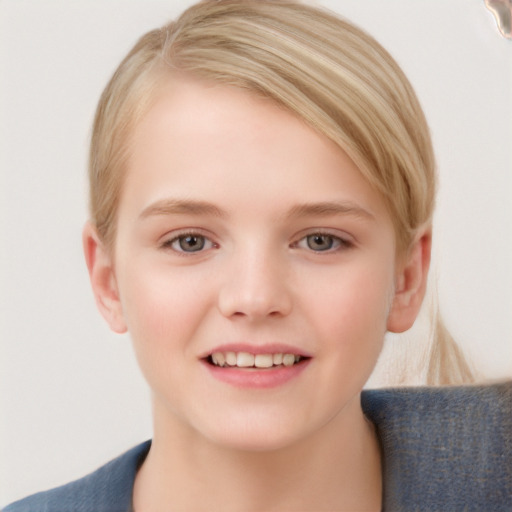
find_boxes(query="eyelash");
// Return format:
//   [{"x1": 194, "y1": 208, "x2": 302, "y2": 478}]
[
  {"x1": 293, "y1": 231, "x2": 353, "y2": 253},
  {"x1": 160, "y1": 230, "x2": 353, "y2": 255},
  {"x1": 160, "y1": 231, "x2": 217, "y2": 254}
]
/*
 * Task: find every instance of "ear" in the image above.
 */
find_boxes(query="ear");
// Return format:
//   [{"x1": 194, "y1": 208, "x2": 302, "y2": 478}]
[
  {"x1": 82, "y1": 222, "x2": 127, "y2": 334},
  {"x1": 386, "y1": 229, "x2": 432, "y2": 333}
]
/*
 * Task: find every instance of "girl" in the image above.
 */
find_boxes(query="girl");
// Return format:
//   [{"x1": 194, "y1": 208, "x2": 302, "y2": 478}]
[{"x1": 4, "y1": 1, "x2": 510, "y2": 510}]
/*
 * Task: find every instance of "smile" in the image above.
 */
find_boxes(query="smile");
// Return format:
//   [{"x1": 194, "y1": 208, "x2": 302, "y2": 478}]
[{"x1": 208, "y1": 352, "x2": 306, "y2": 369}]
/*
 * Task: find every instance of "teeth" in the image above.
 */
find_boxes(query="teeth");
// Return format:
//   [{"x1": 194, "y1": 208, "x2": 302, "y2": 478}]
[
  {"x1": 226, "y1": 352, "x2": 237, "y2": 366},
  {"x1": 282, "y1": 354, "x2": 295, "y2": 367},
  {"x1": 210, "y1": 351, "x2": 303, "y2": 368},
  {"x1": 273, "y1": 353, "x2": 283, "y2": 365},
  {"x1": 255, "y1": 354, "x2": 273, "y2": 368},
  {"x1": 213, "y1": 352, "x2": 225, "y2": 366},
  {"x1": 237, "y1": 352, "x2": 255, "y2": 367}
]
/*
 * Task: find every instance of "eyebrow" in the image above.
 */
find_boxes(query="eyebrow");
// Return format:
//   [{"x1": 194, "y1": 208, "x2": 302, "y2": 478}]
[
  {"x1": 285, "y1": 201, "x2": 375, "y2": 221},
  {"x1": 139, "y1": 198, "x2": 374, "y2": 222},
  {"x1": 139, "y1": 198, "x2": 226, "y2": 219}
]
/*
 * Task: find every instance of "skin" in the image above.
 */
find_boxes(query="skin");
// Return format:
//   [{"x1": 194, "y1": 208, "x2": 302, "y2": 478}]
[{"x1": 84, "y1": 76, "x2": 431, "y2": 511}]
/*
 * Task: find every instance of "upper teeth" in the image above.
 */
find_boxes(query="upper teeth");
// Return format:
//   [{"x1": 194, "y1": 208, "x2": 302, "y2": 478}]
[{"x1": 210, "y1": 352, "x2": 301, "y2": 368}]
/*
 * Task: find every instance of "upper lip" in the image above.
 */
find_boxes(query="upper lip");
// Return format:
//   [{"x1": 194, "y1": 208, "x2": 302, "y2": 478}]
[{"x1": 199, "y1": 343, "x2": 313, "y2": 359}]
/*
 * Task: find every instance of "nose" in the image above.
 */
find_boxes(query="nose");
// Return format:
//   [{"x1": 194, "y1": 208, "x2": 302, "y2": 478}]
[{"x1": 217, "y1": 248, "x2": 293, "y2": 321}]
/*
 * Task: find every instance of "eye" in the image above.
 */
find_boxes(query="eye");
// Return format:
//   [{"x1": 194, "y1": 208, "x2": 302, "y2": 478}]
[
  {"x1": 306, "y1": 234, "x2": 337, "y2": 251},
  {"x1": 164, "y1": 233, "x2": 215, "y2": 253},
  {"x1": 296, "y1": 233, "x2": 351, "y2": 252}
]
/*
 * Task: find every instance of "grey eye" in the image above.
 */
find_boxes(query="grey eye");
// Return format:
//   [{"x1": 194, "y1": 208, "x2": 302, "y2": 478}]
[
  {"x1": 174, "y1": 234, "x2": 207, "y2": 252},
  {"x1": 306, "y1": 234, "x2": 336, "y2": 251}
]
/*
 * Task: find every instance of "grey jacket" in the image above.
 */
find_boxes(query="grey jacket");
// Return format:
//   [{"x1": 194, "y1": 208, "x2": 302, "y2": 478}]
[{"x1": 4, "y1": 383, "x2": 512, "y2": 512}]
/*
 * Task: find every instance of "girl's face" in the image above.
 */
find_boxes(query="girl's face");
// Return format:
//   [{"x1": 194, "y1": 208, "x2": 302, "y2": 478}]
[{"x1": 95, "y1": 77, "x2": 406, "y2": 450}]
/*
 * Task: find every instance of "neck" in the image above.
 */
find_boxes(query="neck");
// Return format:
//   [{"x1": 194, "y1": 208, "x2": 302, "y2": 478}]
[{"x1": 133, "y1": 395, "x2": 382, "y2": 511}]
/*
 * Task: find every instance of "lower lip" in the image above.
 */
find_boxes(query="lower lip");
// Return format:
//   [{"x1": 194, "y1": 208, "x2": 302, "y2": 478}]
[{"x1": 202, "y1": 359, "x2": 311, "y2": 389}]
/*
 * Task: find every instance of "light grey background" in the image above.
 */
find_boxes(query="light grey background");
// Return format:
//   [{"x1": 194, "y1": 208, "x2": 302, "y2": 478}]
[{"x1": 1, "y1": 0, "x2": 511, "y2": 506}]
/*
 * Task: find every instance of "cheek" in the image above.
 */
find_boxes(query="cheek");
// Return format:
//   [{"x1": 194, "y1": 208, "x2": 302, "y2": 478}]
[
  {"x1": 116, "y1": 259, "x2": 212, "y2": 350},
  {"x1": 115, "y1": 261, "x2": 214, "y2": 409},
  {"x1": 302, "y1": 260, "x2": 394, "y2": 350}
]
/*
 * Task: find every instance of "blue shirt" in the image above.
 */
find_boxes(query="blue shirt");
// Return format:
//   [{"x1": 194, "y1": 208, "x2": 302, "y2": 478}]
[{"x1": 4, "y1": 383, "x2": 512, "y2": 511}]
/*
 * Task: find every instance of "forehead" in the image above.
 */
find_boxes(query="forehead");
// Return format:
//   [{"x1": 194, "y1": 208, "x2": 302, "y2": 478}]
[{"x1": 121, "y1": 75, "x2": 391, "y2": 225}]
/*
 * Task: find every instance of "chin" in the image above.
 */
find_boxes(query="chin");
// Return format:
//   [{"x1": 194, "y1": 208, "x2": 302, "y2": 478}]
[
  {"x1": 196, "y1": 409, "x2": 315, "y2": 453},
  {"x1": 207, "y1": 428, "x2": 300, "y2": 453}
]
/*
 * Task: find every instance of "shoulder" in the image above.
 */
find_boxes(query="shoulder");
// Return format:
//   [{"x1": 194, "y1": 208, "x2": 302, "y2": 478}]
[
  {"x1": 362, "y1": 382, "x2": 512, "y2": 511},
  {"x1": 3, "y1": 441, "x2": 151, "y2": 512}
]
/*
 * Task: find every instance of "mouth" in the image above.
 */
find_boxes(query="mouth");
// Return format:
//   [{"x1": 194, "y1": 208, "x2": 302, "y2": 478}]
[
  {"x1": 206, "y1": 351, "x2": 309, "y2": 369},
  {"x1": 201, "y1": 347, "x2": 312, "y2": 388}
]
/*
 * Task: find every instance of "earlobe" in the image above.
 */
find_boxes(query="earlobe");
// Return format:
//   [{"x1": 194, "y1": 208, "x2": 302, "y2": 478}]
[
  {"x1": 82, "y1": 222, "x2": 127, "y2": 334},
  {"x1": 386, "y1": 230, "x2": 432, "y2": 333}
]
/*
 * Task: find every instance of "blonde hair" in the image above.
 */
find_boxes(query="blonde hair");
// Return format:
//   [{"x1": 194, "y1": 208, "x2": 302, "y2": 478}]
[{"x1": 88, "y1": 0, "x2": 473, "y2": 385}]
